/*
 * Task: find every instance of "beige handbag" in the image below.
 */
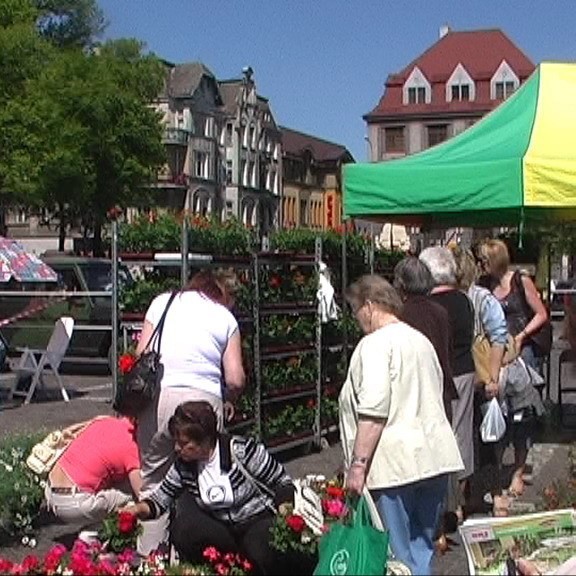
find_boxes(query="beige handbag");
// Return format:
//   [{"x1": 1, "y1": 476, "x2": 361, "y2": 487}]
[
  {"x1": 26, "y1": 418, "x2": 103, "y2": 476},
  {"x1": 472, "y1": 333, "x2": 519, "y2": 387}
]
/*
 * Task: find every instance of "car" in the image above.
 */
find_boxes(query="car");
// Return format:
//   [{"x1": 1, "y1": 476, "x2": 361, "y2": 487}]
[
  {"x1": 0, "y1": 256, "x2": 133, "y2": 367},
  {"x1": 551, "y1": 278, "x2": 576, "y2": 320}
]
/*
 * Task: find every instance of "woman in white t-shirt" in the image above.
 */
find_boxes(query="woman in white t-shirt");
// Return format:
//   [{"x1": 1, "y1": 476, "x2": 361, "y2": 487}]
[{"x1": 135, "y1": 269, "x2": 245, "y2": 555}]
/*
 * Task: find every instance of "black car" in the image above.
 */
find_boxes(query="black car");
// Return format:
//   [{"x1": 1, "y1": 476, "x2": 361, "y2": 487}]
[{"x1": 0, "y1": 256, "x2": 133, "y2": 366}]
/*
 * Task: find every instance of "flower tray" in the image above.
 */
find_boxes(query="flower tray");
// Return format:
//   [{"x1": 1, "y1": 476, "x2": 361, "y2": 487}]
[
  {"x1": 265, "y1": 430, "x2": 315, "y2": 448},
  {"x1": 262, "y1": 385, "x2": 316, "y2": 400},
  {"x1": 120, "y1": 312, "x2": 145, "y2": 322}
]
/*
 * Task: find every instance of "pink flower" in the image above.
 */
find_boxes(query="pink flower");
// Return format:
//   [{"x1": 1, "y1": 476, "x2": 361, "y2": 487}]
[
  {"x1": 203, "y1": 546, "x2": 220, "y2": 562},
  {"x1": 215, "y1": 563, "x2": 230, "y2": 576},
  {"x1": 323, "y1": 498, "x2": 348, "y2": 518},
  {"x1": 44, "y1": 544, "x2": 67, "y2": 571}
]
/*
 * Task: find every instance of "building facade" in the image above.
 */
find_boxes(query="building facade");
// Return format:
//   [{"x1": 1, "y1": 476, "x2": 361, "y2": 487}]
[
  {"x1": 365, "y1": 28, "x2": 535, "y2": 161},
  {"x1": 218, "y1": 67, "x2": 282, "y2": 235},
  {"x1": 364, "y1": 27, "x2": 535, "y2": 247},
  {"x1": 280, "y1": 127, "x2": 354, "y2": 230},
  {"x1": 150, "y1": 64, "x2": 282, "y2": 236}
]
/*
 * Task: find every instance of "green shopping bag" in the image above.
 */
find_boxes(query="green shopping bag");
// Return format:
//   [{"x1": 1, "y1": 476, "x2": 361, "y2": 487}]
[{"x1": 314, "y1": 496, "x2": 389, "y2": 576}]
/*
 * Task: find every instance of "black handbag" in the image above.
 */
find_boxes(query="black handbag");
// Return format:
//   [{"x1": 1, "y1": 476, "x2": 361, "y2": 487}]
[{"x1": 114, "y1": 291, "x2": 178, "y2": 417}]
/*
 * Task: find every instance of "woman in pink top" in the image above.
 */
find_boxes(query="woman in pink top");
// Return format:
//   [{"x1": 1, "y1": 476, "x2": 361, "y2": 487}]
[{"x1": 45, "y1": 416, "x2": 141, "y2": 523}]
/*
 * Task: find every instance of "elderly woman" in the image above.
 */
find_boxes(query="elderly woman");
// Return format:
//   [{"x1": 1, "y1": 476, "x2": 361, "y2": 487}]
[
  {"x1": 419, "y1": 247, "x2": 475, "y2": 514},
  {"x1": 449, "y1": 245, "x2": 512, "y2": 513},
  {"x1": 127, "y1": 401, "x2": 294, "y2": 574},
  {"x1": 340, "y1": 274, "x2": 463, "y2": 576},
  {"x1": 477, "y1": 239, "x2": 548, "y2": 371},
  {"x1": 394, "y1": 256, "x2": 457, "y2": 423}
]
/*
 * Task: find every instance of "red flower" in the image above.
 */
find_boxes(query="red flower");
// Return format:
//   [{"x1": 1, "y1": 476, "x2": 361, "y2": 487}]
[
  {"x1": 118, "y1": 354, "x2": 137, "y2": 375},
  {"x1": 326, "y1": 485, "x2": 345, "y2": 500},
  {"x1": 19, "y1": 555, "x2": 40, "y2": 573},
  {"x1": 215, "y1": 563, "x2": 230, "y2": 576},
  {"x1": 286, "y1": 514, "x2": 306, "y2": 533},
  {"x1": 203, "y1": 546, "x2": 221, "y2": 562},
  {"x1": 0, "y1": 559, "x2": 14, "y2": 573},
  {"x1": 268, "y1": 275, "x2": 282, "y2": 289},
  {"x1": 117, "y1": 511, "x2": 138, "y2": 534},
  {"x1": 44, "y1": 544, "x2": 67, "y2": 571}
]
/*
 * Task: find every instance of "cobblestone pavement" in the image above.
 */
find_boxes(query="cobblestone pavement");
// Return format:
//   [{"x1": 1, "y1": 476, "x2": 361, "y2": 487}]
[{"x1": 1, "y1": 368, "x2": 575, "y2": 574}]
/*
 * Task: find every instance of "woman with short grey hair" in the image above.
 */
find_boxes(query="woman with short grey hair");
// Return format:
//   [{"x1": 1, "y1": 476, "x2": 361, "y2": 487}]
[
  {"x1": 419, "y1": 247, "x2": 475, "y2": 522},
  {"x1": 339, "y1": 274, "x2": 463, "y2": 575}
]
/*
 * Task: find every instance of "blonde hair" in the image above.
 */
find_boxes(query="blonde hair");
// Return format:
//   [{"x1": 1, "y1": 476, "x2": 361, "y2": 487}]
[
  {"x1": 449, "y1": 245, "x2": 477, "y2": 290},
  {"x1": 481, "y1": 239, "x2": 510, "y2": 279},
  {"x1": 345, "y1": 274, "x2": 403, "y2": 316}
]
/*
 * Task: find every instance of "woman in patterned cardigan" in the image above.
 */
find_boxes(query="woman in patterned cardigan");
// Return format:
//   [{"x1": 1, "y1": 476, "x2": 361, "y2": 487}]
[{"x1": 126, "y1": 401, "x2": 294, "y2": 574}]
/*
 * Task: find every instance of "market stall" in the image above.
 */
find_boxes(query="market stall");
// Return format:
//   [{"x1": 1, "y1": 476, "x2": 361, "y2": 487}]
[{"x1": 344, "y1": 62, "x2": 576, "y2": 227}]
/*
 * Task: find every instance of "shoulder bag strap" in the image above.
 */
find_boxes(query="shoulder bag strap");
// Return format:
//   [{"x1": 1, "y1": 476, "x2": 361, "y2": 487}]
[
  {"x1": 512, "y1": 270, "x2": 534, "y2": 320},
  {"x1": 230, "y1": 437, "x2": 277, "y2": 513},
  {"x1": 145, "y1": 291, "x2": 179, "y2": 353}
]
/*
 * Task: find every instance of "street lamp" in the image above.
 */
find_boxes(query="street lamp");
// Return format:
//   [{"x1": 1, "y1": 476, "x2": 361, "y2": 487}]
[{"x1": 364, "y1": 136, "x2": 373, "y2": 162}]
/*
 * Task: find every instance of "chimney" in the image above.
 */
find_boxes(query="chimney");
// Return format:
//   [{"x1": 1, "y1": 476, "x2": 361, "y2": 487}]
[{"x1": 439, "y1": 24, "x2": 451, "y2": 38}]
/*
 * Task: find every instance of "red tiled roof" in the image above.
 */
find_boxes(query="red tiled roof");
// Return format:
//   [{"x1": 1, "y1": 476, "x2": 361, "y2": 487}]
[
  {"x1": 366, "y1": 29, "x2": 535, "y2": 119},
  {"x1": 280, "y1": 126, "x2": 355, "y2": 163}
]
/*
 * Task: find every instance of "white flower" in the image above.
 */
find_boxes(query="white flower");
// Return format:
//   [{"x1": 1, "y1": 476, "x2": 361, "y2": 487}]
[
  {"x1": 40, "y1": 480, "x2": 47, "y2": 489},
  {"x1": 301, "y1": 533, "x2": 312, "y2": 544},
  {"x1": 29, "y1": 538, "x2": 37, "y2": 548},
  {"x1": 21, "y1": 536, "x2": 29, "y2": 545}
]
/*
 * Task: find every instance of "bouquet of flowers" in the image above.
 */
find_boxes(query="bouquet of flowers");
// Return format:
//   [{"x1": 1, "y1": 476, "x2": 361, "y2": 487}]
[
  {"x1": 269, "y1": 475, "x2": 350, "y2": 557},
  {"x1": 98, "y1": 510, "x2": 142, "y2": 553}
]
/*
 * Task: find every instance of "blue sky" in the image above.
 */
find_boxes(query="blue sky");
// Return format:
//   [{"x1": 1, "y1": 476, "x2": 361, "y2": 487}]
[{"x1": 98, "y1": 0, "x2": 576, "y2": 161}]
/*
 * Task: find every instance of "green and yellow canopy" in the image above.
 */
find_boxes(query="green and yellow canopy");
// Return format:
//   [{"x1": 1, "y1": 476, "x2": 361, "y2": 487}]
[{"x1": 344, "y1": 62, "x2": 576, "y2": 226}]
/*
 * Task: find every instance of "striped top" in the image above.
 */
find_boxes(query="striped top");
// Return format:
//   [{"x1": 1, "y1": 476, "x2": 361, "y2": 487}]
[{"x1": 144, "y1": 434, "x2": 294, "y2": 524}]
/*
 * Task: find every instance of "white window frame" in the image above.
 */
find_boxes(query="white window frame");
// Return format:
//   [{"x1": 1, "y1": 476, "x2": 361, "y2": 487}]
[
  {"x1": 402, "y1": 66, "x2": 431, "y2": 105},
  {"x1": 490, "y1": 60, "x2": 520, "y2": 100},
  {"x1": 446, "y1": 63, "x2": 475, "y2": 102}
]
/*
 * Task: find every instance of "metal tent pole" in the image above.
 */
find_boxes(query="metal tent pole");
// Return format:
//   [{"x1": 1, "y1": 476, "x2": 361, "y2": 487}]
[
  {"x1": 181, "y1": 217, "x2": 189, "y2": 288},
  {"x1": 111, "y1": 219, "x2": 119, "y2": 405}
]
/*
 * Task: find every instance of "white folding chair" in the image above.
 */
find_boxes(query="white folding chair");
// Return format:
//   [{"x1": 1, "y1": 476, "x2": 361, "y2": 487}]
[{"x1": 10, "y1": 316, "x2": 75, "y2": 404}]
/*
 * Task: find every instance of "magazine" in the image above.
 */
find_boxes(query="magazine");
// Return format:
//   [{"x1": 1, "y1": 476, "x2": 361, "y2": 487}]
[{"x1": 459, "y1": 509, "x2": 576, "y2": 575}]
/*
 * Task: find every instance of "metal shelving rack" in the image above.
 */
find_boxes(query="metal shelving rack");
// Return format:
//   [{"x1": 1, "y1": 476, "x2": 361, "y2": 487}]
[
  {"x1": 252, "y1": 238, "x2": 323, "y2": 453},
  {"x1": 111, "y1": 221, "x2": 357, "y2": 453}
]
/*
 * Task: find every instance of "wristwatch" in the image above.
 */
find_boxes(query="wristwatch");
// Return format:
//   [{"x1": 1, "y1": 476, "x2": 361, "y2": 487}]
[{"x1": 351, "y1": 455, "x2": 368, "y2": 468}]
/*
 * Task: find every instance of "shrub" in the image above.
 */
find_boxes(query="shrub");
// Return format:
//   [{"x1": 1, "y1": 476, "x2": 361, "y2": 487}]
[{"x1": 0, "y1": 433, "x2": 45, "y2": 544}]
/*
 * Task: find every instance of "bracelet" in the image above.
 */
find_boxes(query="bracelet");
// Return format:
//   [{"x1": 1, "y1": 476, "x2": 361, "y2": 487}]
[{"x1": 351, "y1": 455, "x2": 368, "y2": 468}]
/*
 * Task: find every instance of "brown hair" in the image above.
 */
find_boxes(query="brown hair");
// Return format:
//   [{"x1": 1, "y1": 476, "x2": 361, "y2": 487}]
[
  {"x1": 448, "y1": 245, "x2": 477, "y2": 290},
  {"x1": 186, "y1": 269, "x2": 238, "y2": 307},
  {"x1": 481, "y1": 239, "x2": 510, "y2": 279},
  {"x1": 345, "y1": 274, "x2": 403, "y2": 316},
  {"x1": 168, "y1": 401, "x2": 218, "y2": 448}
]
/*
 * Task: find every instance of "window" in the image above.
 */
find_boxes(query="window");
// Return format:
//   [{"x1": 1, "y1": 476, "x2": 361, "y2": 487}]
[
  {"x1": 249, "y1": 125, "x2": 256, "y2": 149},
  {"x1": 451, "y1": 84, "x2": 470, "y2": 101},
  {"x1": 225, "y1": 201, "x2": 234, "y2": 218},
  {"x1": 204, "y1": 117, "x2": 214, "y2": 137},
  {"x1": 495, "y1": 81, "x2": 515, "y2": 100},
  {"x1": 249, "y1": 161, "x2": 256, "y2": 187},
  {"x1": 194, "y1": 151, "x2": 207, "y2": 178},
  {"x1": 225, "y1": 123, "x2": 233, "y2": 146},
  {"x1": 226, "y1": 160, "x2": 233, "y2": 184},
  {"x1": 383, "y1": 127, "x2": 405, "y2": 153},
  {"x1": 427, "y1": 124, "x2": 448, "y2": 147},
  {"x1": 241, "y1": 160, "x2": 248, "y2": 186},
  {"x1": 408, "y1": 87, "x2": 426, "y2": 104},
  {"x1": 300, "y1": 199, "x2": 308, "y2": 226}
]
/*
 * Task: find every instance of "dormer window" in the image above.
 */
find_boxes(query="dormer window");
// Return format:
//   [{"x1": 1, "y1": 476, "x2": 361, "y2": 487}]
[
  {"x1": 491, "y1": 60, "x2": 519, "y2": 100},
  {"x1": 446, "y1": 64, "x2": 475, "y2": 102},
  {"x1": 451, "y1": 84, "x2": 470, "y2": 101},
  {"x1": 494, "y1": 81, "x2": 515, "y2": 100},
  {"x1": 403, "y1": 66, "x2": 431, "y2": 105},
  {"x1": 408, "y1": 87, "x2": 426, "y2": 104}
]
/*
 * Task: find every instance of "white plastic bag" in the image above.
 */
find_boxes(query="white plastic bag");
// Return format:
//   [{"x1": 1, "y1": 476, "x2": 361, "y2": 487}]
[{"x1": 480, "y1": 397, "x2": 506, "y2": 443}]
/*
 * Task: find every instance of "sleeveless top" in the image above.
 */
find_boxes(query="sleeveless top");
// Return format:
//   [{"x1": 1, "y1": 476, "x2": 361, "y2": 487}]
[{"x1": 495, "y1": 271, "x2": 529, "y2": 337}]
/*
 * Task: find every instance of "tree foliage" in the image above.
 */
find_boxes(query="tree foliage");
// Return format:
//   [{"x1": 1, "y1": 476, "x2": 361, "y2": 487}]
[{"x1": 34, "y1": 0, "x2": 106, "y2": 48}]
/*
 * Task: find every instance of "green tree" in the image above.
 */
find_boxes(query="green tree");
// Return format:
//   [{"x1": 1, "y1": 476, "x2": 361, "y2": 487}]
[
  {"x1": 0, "y1": 0, "x2": 53, "y2": 234},
  {"x1": 29, "y1": 39, "x2": 166, "y2": 254},
  {"x1": 34, "y1": 0, "x2": 106, "y2": 49}
]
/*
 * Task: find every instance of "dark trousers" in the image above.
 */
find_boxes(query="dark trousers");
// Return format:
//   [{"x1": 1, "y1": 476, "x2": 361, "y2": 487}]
[{"x1": 171, "y1": 492, "x2": 278, "y2": 575}]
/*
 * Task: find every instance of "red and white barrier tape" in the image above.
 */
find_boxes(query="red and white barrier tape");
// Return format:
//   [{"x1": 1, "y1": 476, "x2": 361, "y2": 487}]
[{"x1": 0, "y1": 295, "x2": 69, "y2": 328}]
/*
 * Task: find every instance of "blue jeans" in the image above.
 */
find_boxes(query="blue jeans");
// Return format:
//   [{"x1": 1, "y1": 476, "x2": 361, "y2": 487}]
[{"x1": 372, "y1": 475, "x2": 448, "y2": 576}]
